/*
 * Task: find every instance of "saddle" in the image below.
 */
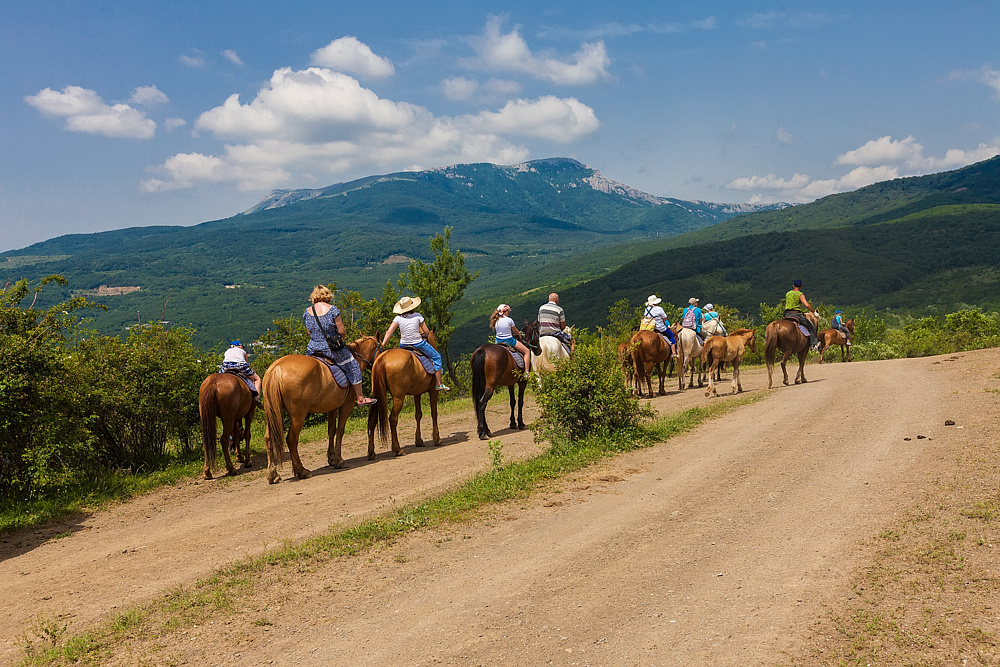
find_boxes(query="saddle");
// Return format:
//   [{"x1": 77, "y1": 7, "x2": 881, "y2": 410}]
[
  {"x1": 782, "y1": 318, "x2": 811, "y2": 339},
  {"x1": 221, "y1": 369, "x2": 257, "y2": 395},
  {"x1": 401, "y1": 345, "x2": 435, "y2": 375},
  {"x1": 539, "y1": 332, "x2": 571, "y2": 355},
  {"x1": 308, "y1": 353, "x2": 349, "y2": 388},
  {"x1": 505, "y1": 346, "x2": 525, "y2": 370}
]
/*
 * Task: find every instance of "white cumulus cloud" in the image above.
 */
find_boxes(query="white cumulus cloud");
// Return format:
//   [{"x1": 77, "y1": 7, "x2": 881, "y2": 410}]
[
  {"x1": 469, "y1": 16, "x2": 610, "y2": 85},
  {"x1": 142, "y1": 64, "x2": 598, "y2": 192},
  {"x1": 310, "y1": 36, "x2": 395, "y2": 79},
  {"x1": 442, "y1": 77, "x2": 479, "y2": 101},
  {"x1": 26, "y1": 85, "x2": 156, "y2": 139},
  {"x1": 835, "y1": 135, "x2": 923, "y2": 166},
  {"x1": 130, "y1": 85, "x2": 169, "y2": 106}
]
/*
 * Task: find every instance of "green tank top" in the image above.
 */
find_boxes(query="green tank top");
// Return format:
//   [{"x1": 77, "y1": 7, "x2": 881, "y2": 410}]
[{"x1": 785, "y1": 289, "x2": 805, "y2": 312}]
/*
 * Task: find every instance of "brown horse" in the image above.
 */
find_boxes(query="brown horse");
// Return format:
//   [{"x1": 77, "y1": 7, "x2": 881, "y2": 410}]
[
  {"x1": 627, "y1": 329, "x2": 674, "y2": 397},
  {"x1": 367, "y1": 329, "x2": 442, "y2": 457},
  {"x1": 701, "y1": 328, "x2": 756, "y2": 397},
  {"x1": 199, "y1": 372, "x2": 255, "y2": 479},
  {"x1": 765, "y1": 312, "x2": 819, "y2": 389},
  {"x1": 818, "y1": 318, "x2": 855, "y2": 363},
  {"x1": 261, "y1": 335, "x2": 382, "y2": 484},
  {"x1": 471, "y1": 323, "x2": 535, "y2": 440}
]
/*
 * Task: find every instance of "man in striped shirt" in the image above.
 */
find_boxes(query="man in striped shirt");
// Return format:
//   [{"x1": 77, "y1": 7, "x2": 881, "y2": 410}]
[{"x1": 538, "y1": 293, "x2": 574, "y2": 352}]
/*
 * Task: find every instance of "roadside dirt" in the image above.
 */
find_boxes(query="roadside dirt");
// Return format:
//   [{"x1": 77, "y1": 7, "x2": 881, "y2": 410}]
[{"x1": 2, "y1": 351, "x2": 999, "y2": 665}]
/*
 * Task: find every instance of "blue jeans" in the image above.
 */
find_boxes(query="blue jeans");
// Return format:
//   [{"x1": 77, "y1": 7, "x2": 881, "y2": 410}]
[{"x1": 404, "y1": 339, "x2": 442, "y2": 371}]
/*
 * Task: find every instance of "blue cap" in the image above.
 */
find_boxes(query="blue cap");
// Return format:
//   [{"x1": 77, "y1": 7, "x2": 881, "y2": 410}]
[
  {"x1": 230, "y1": 340, "x2": 242, "y2": 346},
  {"x1": 835, "y1": 310, "x2": 842, "y2": 314},
  {"x1": 792, "y1": 279, "x2": 802, "y2": 287}
]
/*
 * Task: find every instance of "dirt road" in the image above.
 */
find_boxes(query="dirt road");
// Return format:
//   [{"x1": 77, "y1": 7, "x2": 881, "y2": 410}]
[{"x1": 2, "y1": 351, "x2": 997, "y2": 665}]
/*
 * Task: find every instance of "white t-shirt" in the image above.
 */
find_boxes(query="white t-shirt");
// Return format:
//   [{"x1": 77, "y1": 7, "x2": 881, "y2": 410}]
[
  {"x1": 223, "y1": 347, "x2": 247, "y2": 363},
  {"x1": 494, "y1": 315, "x2": 515, "y2": 339},
  {"x1": 394, "y1": 312, "x2": 424, "y2": 345},
  {"x1": 645, "y1": 305, "x2": 668, "y2": 331}
]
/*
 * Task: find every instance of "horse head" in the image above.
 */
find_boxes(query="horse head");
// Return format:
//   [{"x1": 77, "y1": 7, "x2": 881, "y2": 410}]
[
  {"x1": 425, "y1": 325, "x2": 439, "y2": 349},
  {"x1": 520, "y1": 320, "x2": 541, "y2": 355},
  {"x1": 846, "y1": 319, "x2": 855, "y2": 333},
  {"x1": 349, "y1": 334, "x2": 382, "y2": 370}
]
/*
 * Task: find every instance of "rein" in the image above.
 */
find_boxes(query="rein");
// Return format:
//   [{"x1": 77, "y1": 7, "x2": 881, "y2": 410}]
[{"x1": 348, "y1": 336, "x2": 383, "y2": 369}]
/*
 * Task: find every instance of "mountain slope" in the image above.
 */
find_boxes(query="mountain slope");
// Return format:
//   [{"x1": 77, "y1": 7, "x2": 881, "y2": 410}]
[{"x1": 0, "y1": 158, "x2": 780, "y2": 347}]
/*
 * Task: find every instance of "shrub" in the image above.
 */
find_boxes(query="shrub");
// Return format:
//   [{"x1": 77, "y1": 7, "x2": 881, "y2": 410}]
[{"x1": 533, "y1": 341, "x2": 652, "y2": 445}]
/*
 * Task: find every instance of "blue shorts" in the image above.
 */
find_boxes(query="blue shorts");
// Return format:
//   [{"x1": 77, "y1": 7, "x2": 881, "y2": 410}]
[{"x1": 495, "y1": 336, "x2": 517, "y2": 348}]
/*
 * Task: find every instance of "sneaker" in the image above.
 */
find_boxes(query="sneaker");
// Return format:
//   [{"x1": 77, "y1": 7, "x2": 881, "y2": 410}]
[{"x1": 435, "y1": 384, "x2": 451, "y2": 392}]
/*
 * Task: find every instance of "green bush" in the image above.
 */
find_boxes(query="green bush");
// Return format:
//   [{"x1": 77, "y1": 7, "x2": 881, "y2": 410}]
[
  {"x1": 72, "y1": 325, "x2": 204, "y2": 469},
  {"x1": 533, "y1": 341, "x2": 652, "y2": 445}
]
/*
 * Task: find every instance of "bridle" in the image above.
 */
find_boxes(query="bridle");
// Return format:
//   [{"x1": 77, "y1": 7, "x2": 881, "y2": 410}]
[{"x1": 348, "y1": 335, "x2": 383, "y2": 369}]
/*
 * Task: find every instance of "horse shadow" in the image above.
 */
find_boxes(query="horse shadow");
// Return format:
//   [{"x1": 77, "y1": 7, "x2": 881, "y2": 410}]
[{"x1": 0, "y1": 514, "x2": 91, "y2": 563}]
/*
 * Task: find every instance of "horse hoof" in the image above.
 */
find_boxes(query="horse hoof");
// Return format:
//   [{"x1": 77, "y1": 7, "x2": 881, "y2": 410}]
[
  {"x1": 296, "y1": 469, "x2": 312, "y2": 480},
  {"x1": 367, "y1": 453, "x2": 378, "y2": 461},
  {"x1": 414, "y1": 441, "x2": 425, "y2": 448},
  {"x1": 243, "y1": 462, "x2": 252, "y2": 469},
  {"x1": 479, "y1": 433, "x2": 490, "y2": 441},
  {"x1": 226, "y1": 467, "x2": 237, "y2": 477},
  {"x1": 394, "y1": 449, "x2": 406, "y2": 457},
  {"x1": 203, "y1": 471, "x2": 213, "y2": 480},
  {"x1": 330, "y1": 460, "x2": 346, "y2": 469},
  {"x1": 267, "y1": 470, "x2": 281, "y2": 484},
  {"x1": 517, "y1": 423, "x2": 527, "y2": 430}
]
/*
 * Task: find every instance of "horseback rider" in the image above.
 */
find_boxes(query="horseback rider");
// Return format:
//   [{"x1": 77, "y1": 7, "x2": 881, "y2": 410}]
[
  {"x1": 537, "y1": 292, "x2": 574, "y2": 353},
  {"x1": 681, "y1": 297, "x2": 704, "y2": 343},
  {"x1": 832, "y1": 310, "x2": 852, "y2": 346},
  {"x1": 490, "y1": 304, "x2": 531, "y2": 373},
  {"x1": 703, "y1": 303, "x2": 727, "y2": 337},
  {"x1": 380, "y1": 295, "x2": 450, "y2": 392},
  {"x1": 784, "y1": 279, "x2": 820, "y2": 351},
  {"x1": 303, "y1": 284, "x2": 377, "y2": 407},
  {"x1": 642, "y1": 294, "x2": 677, "y2": 357},
  {"x1": 220, "y1": 340, "x2": 263, "y2": 405}
]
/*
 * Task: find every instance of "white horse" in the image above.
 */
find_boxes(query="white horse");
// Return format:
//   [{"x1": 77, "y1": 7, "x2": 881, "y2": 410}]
[
  {"x1": 673, "y1": 325, "x2": 705, "y2": 390},
  {"x1": 702, "y1": 318, "x2": 727, "y2": 337},
  {"x1": 530, "y1": 326, "x2": 573, "y2": 385}
]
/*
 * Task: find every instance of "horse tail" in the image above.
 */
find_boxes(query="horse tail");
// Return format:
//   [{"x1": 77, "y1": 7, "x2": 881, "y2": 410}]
[
  {"x1": 200, "y1": 380, "x2": 218, "y2": 470},
  {"x1": 471, "y1": 347, "x2": 487, "y2": 415},
  {"x1": 262, "y1": 370, "x2": 286, "y2": 470},
  {"x1": 369, "y1": 358, "x2": 390, "y2": 448},
  {"x1": 764, "y1": 323, "x2": 778, "y2": 366},
  {"x1": 630, "y1": 341, "x2": 645, "y2": 382}
]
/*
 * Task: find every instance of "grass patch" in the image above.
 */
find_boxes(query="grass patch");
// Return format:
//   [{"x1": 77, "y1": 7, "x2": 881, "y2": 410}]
[{"x1": 16, "y1": 393, "x2": 764, "y2": 665}]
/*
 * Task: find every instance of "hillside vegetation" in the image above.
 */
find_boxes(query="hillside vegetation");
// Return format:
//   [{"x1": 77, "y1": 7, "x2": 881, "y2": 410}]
[{"x1": 0, "y1": 158, "x2": 776, "y2": 347}]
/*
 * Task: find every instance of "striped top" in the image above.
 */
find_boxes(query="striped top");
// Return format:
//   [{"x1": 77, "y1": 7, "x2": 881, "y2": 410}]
[{"x1": 537, "y1": 301, "x2": 565, "y2": 335}]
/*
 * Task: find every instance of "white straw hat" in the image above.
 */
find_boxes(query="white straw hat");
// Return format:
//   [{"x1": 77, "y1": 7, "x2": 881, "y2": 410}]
[
  {"x1": 393, "y1": 295, "x2": 421, "y2": 314},
  {"x1": 645, "y1": 294, "x2": 661, "y2": 306}
]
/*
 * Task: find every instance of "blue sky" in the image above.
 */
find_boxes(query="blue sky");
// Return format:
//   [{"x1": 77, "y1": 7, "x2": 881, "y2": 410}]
[{"x1": 4, "y1": 1, "x2": 1000, "y2": 251}]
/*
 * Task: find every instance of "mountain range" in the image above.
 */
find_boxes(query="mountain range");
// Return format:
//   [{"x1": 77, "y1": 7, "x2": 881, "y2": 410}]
[{"x1": 4, "y1": 155, "x2": 999, "y2": 356}]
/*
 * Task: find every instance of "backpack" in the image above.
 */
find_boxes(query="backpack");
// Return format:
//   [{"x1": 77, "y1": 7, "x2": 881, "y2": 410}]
[
  {"x1": 682, "y1": 306, "x2": 697, "y2": 328},
  {"x1": 639, "y1": 307, "x2": 656, "y2": 331}
]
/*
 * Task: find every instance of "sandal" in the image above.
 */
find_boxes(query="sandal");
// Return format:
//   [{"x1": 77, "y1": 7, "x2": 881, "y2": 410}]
[{"x1": 355, "y1": 397, "x2": 377, "y2": 406}]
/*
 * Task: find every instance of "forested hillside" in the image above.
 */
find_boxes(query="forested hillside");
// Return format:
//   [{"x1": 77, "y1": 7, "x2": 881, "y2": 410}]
[{"x1": 0, "y1": 158, "x2": 775, "y2": 346}]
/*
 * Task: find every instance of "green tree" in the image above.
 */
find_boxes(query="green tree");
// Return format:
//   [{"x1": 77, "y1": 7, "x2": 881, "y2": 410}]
[{"x1": 400, "y1": 227, "x2": 478, "y2": 382}]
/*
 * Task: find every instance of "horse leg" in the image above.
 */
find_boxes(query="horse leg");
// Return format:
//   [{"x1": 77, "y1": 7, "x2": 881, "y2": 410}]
[
  {"x1": 797, "y1": 349, "x2": 808, "y2": 384},
  {"x1": 705, "y1": 359, "x2": 717, "y2": 397},
  {"x1": 286, "y1": 413, "x2": 310, "y2": 479},
  {"x1": 430, "y1": 389, "x2": 441, "y2": 446},
  {"x1": 644, "y1": 362, "x2": 654, "y2": 398},
  {"x1": 478, "y1": 387, "x2": 495, "y2": 440},
  {"x1": 780, "y1": 349, "x2": 792, "y2": 386},
  {"x1": 842, "y1": 343, "x2": 847, "y2": 363},
  {"x1": 413, "y1": 394, "x2": 424, "y2": 447},
  {"x1": 328, "y1": 402, "x2": 352, "y2": 468},
  {"x1": 390, "y1": 396, "x2": 406, "y2": 456},
  {"x1": 516, "y1": 381, "x2": 527, "y2": 430},
  {"x1": 220, "y1": 418, "x2": 238, "y2": 476},
  {"x1": 732, "y1": 359, "x2": 741, "y2": 394},
  {"x1": 508, "y1": 384, "x2": 517, "y2": 430},
  {"x1": 657, "y1": 361, "x2": 666, "y2": 396}
]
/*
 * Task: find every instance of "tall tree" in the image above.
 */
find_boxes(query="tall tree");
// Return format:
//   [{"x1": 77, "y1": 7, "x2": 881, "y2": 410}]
[{"x1": 401, "y1": 227, "x2": 478, "y2": 382}]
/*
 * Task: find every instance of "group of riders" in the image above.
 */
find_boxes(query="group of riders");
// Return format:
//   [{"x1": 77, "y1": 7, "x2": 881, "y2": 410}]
[{"x1": 218, "y1": 280, "x2": 853, "y2": 403}]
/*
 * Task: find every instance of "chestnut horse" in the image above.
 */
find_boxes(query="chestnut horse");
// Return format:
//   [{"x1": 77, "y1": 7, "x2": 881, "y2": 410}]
[
  {"x1": 261, "y1": 335, "x2": 382, "y2": 484},
  {"x1": 818, "y1": 318, "x2": 854, "y2": 363},
  {"x1": 701, "y1": 328, "x2": 756, "y2": 397},
  {"x1": 471, "y1": 323, "x2": 536, "y2": 440},
  {"x1": 627, "y1": 329, "x2": 674, "y2": 397},
  {"x1": 765, "y1": 312, "x2": 819, "y2": 389},
  {"x1": 367, "y1": 329, "x2": 442, "y2": 457},
  {"x1": 199, "y1": 372, "x2": 255, "y2": 479}
]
